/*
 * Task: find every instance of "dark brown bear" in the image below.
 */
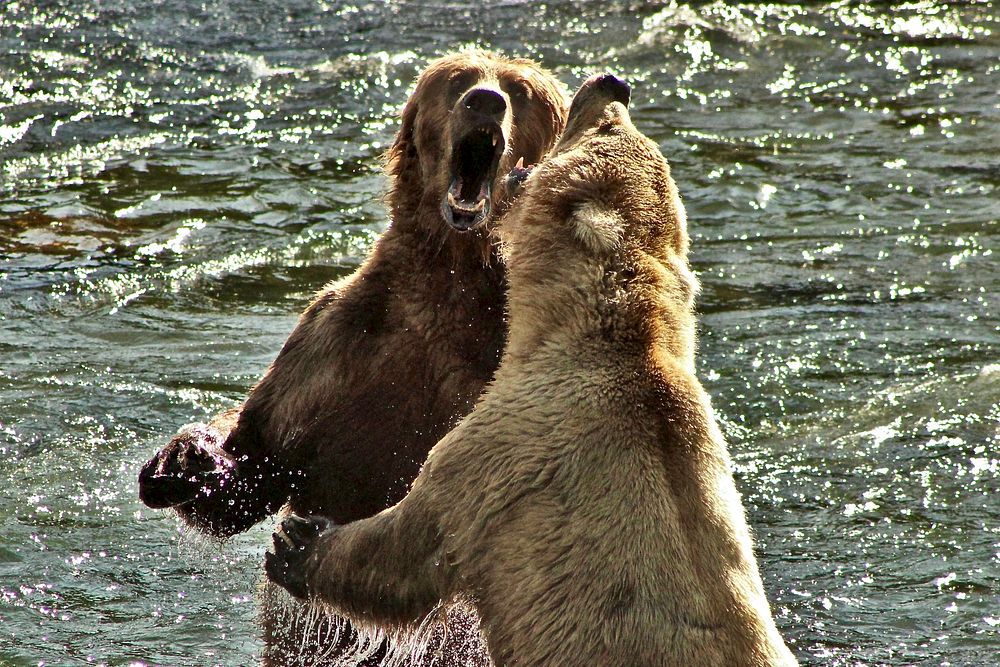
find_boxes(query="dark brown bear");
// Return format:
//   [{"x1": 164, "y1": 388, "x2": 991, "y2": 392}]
[{"x1": 138, "y1": 51, "x2": 567, "y2": 665}]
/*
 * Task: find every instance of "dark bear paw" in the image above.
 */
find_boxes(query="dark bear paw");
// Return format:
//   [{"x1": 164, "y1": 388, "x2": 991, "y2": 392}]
[
  {"x1": 265, "y1": 514, "x2": 334, "y2": 600},
  {"x1": 504, "y1": 157, "x2": 534, "y2": 196},
  {"x1": 137, "y1": 424, "x2": 234, "y2": 509}
]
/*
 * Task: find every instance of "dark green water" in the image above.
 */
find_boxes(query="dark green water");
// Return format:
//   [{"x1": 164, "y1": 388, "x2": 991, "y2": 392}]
[{"x1": 1, "y1": 1, "x2": 997, "y2": 665}]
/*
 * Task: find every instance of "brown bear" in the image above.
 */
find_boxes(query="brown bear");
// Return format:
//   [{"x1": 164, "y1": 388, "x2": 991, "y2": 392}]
[
  {"x1": 137, "y1": 50, "x2": 568, "y2": 665},
  {"x1": 265, "y1": 73, "x2": 799, "y2": 667}
]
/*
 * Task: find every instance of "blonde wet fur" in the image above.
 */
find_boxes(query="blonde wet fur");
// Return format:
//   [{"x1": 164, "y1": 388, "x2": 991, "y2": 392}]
[{"x1": 269, "y1": 74, "x2": 797, "y2": 667}]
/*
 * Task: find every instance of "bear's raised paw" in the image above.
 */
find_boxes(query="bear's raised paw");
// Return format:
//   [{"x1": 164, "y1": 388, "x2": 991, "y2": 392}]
[
  {"x1": 137, "y1": 425, "x2": 233, "y2": 508},
  {"x1": 265, "y1": 514, "x2": 334, "y2": 600}
]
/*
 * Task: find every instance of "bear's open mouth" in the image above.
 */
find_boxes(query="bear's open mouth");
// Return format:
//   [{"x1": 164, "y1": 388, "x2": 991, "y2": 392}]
[{"x1": 441, "y1": 125, "x2": 505, "y2": 232}]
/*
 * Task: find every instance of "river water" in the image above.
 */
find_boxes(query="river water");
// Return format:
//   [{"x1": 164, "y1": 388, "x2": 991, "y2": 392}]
[{"x1": 1, "y1": 1, "x2": 997, "y2": 665}]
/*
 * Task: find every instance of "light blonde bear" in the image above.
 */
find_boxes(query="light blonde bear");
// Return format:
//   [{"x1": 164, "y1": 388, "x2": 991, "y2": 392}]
[{"x1": 267, "y1": 73, "x2": 798, "y2": 667}]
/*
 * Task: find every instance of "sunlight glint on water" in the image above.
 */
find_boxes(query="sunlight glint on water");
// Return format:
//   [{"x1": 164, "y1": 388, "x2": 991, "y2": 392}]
[{"x1": 1, "y1": 2, "x2": 997, "y2": 665}]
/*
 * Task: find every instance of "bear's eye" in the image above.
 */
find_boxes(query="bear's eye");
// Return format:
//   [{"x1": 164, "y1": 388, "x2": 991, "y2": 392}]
[
  {"x1": 447, "y1": 71, "x2": 478, "y2": 101},
  {"x1": 503, "y1": 80, "x2": 531, "y2": 103},
  {"x1": 621, "y1": 266, "x2": 638, "y2": 280},
  {"x1": 598, "y1": 122, "x2": 622, "y2": 135}
]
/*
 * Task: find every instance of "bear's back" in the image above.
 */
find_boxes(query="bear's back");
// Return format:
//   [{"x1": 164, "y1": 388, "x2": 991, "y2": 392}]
[{"x1": 430, "y1": 343, "x2": 792, "y2": 666}]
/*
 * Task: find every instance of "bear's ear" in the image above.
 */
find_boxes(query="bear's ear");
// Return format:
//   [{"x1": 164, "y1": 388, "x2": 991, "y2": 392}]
[
  {"x1": 532, "y1": 75, "x2": 571, "y2": 156},
  {"x1": 572, "y1": 201, "x2": 623, "y2": 254},
  {"x1": 384, "y1": 99, "x2": 420, "y2": 182},
  {"x1": 669, "y1": 187, "x2": 690, "y2": 254}
]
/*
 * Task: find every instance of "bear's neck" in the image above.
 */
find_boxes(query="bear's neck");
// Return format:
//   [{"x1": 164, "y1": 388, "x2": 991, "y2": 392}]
[{"x1": 505, "y1": 259, "x2": 696, "y2": 372}]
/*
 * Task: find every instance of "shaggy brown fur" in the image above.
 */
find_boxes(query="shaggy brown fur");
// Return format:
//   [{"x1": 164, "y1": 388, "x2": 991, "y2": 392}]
[
  {"x1": 137, "y1": 50, "x2": 567, "y2": 665},
  {"x1": 267, "y1": 74, "x2": 798, "y2": 667}
]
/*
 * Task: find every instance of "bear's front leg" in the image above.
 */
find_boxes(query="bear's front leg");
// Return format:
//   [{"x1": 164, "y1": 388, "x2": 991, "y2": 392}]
[
  {"x1": 264, "y1": 486, "x2": 451, "y2": 630},
  {"x1": 139, "y1": 407, "x2": 293, "y2": 537},
  {"x1": 265, "y1": 514, "x2": 334, "y2": 600}
]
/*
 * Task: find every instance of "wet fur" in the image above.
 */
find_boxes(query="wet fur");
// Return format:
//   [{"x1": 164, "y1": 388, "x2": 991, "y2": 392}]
[{"x1": 262, "y1": 588, "x2": 489, "y2": 667}]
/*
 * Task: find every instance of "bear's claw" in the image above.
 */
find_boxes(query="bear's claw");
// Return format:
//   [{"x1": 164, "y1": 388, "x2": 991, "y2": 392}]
[
  {"x1": 265, "y1": 514, "x2": 333, "y2": 600},
  {"x1": 504, "y1": 160, "x2": 534, "y2": 196},
  {"x1": 137, "y1": 425, "x2": 233, "y2": 509}
]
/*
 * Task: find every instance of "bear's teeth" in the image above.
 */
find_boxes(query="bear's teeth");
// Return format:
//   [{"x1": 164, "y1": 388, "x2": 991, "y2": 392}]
[{"x1": 447, "y1": 191, "x2": 485, "y2": 213}]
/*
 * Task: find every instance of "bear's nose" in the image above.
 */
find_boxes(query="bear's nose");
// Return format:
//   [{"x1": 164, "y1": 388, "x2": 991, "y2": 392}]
[
  {"x1": 593, "y1": 73, "x2": 630, "y2": 107},
  {"x1": 463, "y1": 88, "x2": 507, "y2": 119}
]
